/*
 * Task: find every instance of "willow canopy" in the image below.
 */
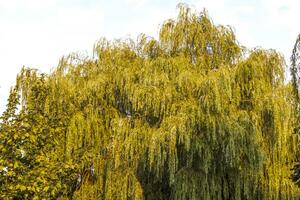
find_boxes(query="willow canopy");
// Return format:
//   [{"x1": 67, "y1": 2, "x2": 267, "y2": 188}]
[{"x1": 1, "y1": 4, "x2": 300, "y2": 200}]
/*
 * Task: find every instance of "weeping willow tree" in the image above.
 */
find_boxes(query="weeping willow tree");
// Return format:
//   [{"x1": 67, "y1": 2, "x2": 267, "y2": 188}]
[{"x1": 1, "y1": 4, "x2": 300, "y2": 200}]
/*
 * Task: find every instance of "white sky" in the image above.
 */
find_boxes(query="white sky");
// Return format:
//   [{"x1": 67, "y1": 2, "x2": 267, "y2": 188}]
[{"x1": 0, "y1": 0, "x2": 300, "y2": 114}]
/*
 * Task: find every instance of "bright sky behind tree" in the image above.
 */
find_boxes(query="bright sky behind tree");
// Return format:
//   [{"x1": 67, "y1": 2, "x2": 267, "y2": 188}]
[{"x1": 0, "y1": 0, "x2": 299, "y2": 114}]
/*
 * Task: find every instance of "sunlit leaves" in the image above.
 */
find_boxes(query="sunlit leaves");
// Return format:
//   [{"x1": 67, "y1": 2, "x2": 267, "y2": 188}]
[{"x1": 1, "y1": 4, "x2": 300, "y2": 200}]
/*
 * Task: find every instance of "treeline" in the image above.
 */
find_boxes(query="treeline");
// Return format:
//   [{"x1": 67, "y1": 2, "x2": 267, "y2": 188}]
[{"x1": 1, "y1": 4, "x2": 300, "y2": 200}]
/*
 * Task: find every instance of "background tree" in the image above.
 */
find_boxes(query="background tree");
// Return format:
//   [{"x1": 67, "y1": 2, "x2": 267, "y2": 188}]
[{"x1": 290, "y1": 34, "x2": 300, "y2": 187}]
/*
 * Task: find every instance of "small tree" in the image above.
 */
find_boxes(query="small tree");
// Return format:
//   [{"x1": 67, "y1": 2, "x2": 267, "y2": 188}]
[
  {"x1": 290, "y1": 34, "x2": 300, "y2": 187},
  {"x1": 0, "y1": 68, "x2": 78, "y2": 199}
]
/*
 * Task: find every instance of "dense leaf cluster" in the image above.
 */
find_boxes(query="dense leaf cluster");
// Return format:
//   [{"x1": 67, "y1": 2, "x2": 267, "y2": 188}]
[{"x1": 1, "y1": 4, "x2": 300, "y2": 200}]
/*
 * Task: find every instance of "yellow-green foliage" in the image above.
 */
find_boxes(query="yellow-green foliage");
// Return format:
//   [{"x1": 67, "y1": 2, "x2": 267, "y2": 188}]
[{"x1": 1, "y1": 4, "x2": 300, "y2": 200}]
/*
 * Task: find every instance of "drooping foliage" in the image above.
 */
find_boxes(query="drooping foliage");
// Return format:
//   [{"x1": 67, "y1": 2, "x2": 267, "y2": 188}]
[{"x1": 1, "y1": 4, "x2": 300, "y2": 200}]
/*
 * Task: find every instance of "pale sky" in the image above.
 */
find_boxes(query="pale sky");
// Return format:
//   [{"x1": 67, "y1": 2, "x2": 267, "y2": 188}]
[{"x1": 0, "y1": 0, "x2": 299, "y2": 114}]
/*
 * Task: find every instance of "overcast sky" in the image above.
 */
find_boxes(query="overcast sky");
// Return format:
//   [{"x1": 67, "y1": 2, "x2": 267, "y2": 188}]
[{"x1": 0, "y1": 0, "x2": 300, "y2": 114}]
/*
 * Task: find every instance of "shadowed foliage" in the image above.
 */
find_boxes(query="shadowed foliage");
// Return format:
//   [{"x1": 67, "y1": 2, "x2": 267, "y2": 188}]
[{"x1": 290, "y1": 34, "x2": 300, "y2": 188}]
